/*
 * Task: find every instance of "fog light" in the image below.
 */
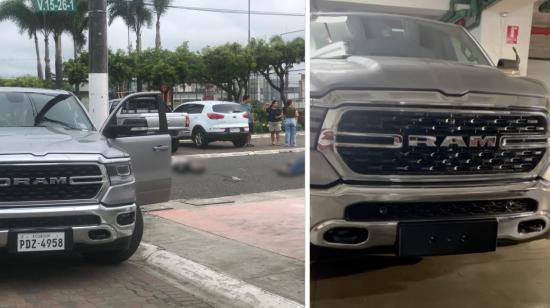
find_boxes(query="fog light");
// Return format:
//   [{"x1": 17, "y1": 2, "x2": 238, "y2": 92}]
[
  {"x1": 89, "y1": 229, "x2": 111, "y2": 240},
  {"x1": 117, "y1": 212, "x2": 136, "y2": 226},
  {"x1": 323, "y1": 227, "x2": 368, "y2": 244}
]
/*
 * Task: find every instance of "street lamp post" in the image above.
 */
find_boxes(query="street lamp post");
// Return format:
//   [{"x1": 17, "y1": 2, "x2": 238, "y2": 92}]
[
  {"x1": 248, "y1": 0, "x2": 251, "y2": 45},
  {"x1": 88, "y1": 0, "x2": 109, "y2": 127}
]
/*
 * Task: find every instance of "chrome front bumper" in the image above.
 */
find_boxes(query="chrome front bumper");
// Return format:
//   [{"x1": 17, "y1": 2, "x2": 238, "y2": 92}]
[
  {"x1": 0, "y1": 203, "x2": 136, "y2": 249},
  {"x1": 311, "y1": 180, "x2": 550, "y2": 249}
]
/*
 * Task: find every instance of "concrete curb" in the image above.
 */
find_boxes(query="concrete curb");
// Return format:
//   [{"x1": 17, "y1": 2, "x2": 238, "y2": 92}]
[
  {"x1": 181, "y1": 147, "x2": 305, "y2": 159},
  {"x1": 135, "y1": 242, "x2": 304, "y2": 308}
]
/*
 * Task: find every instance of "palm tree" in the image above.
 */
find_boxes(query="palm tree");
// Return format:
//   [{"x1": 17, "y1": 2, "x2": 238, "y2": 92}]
[
  {"x1": 67, "y1": 0, "x2": 88, "y2": 60},
  {"x1": 41, "y1": 13, "x2": 53, "y2": 82},
  {"x1": 153, "y1": 0, "x2": 171, "y2": 49},
  {"x1": 108, "y1": 0, "x2": 152, "y2": 53},
  {"x1": 0, "y1": 0, "x2": 43, "y2": 80},
  {"x1": 46, "y1": 12, "x2": 71, "y2": 89},
  {"x1": 108, "y1": 0, "x2": 152, "y2": 91}
]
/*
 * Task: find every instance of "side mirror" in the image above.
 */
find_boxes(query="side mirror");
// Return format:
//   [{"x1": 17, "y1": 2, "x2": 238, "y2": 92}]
[
  {"x1": 104, "y1": 117, "x2": 149, "y2": 138},
  {"x1": 497, "y1": 47, "x2": 520, "y2": 75}
]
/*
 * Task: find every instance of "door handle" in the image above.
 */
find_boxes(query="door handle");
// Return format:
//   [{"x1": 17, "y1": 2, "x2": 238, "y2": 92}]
[{"x1": 153, "y1": 145, "x2": 169, "y2": 152}]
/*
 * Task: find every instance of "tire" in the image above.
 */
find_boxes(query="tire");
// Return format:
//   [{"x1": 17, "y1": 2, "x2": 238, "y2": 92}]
[
  {"x1": 192, "y1": 128, "x2": 208, "y2": 148},
  {"x1": 232, "y1": 137, "x2": 247, "y2": 148},
  {"x1": 171, "y1": 139, "x2": 179, "y2": 154},
  {"x1": 82, "y1": 206, "x2": 143, "y2": 265}
]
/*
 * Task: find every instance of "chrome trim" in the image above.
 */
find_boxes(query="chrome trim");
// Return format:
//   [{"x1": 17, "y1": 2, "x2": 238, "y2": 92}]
[
  {"x1": 311, "y1": 213, "x2": 550, "y2": 249},
  {"x1": 70, "y1": 175, "x2": 106, "y2": 185},
  {"x1": 0, "y1": 154, "x2": 129, "y2": 164},
  {"x1": 319, "y1": 105, "x2": 549, "y2": 183},
  {"x1": 501, "y1": 135, "x2": 550, "y2": 149},
  {"x1": 310, "y1": 180, "x2": 550, "y2": 249},
  {"x1": 0, "y1": 162, "x2": 110, "y2": 207},
  {"x1": 0, "y1": 203, "x2": 136, "y2": 248},
  {"x1": 335, "y1": 132, "x2": 403, "y2": 149}
]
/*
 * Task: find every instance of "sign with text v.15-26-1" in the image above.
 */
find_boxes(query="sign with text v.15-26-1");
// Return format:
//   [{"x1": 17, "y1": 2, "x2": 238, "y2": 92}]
[{"x1": 32, "y1": 0, "x2": 75, "y2": 12}]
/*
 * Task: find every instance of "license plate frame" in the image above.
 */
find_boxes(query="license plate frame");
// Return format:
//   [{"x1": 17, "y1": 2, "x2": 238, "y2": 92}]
[
  {"x1": 397, "y1": 219, "x2": 498, "y2": 257},
  {"x1": 8, "y1": 229, "x2": 73, "y2": 253}
]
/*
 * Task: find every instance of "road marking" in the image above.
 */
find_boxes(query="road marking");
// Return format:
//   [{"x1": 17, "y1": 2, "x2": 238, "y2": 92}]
[
  {"x1": 136, "y1": 242, "x2": 304, "y2": 308},
  {"x1": 177, "y1": 147, "x2": 305, "y2": 159}
]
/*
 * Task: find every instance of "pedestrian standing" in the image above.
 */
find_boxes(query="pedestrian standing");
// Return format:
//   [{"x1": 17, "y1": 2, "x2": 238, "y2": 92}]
[
  {"x1": 283, "y1": 99, "x2": 299, "y2": 147},
  {"x1": 242, "y1": 95, "x2": 254, "y2": 147},
  {"x1": 267, "y1": 100, "x2": 283, "y2": 146}
]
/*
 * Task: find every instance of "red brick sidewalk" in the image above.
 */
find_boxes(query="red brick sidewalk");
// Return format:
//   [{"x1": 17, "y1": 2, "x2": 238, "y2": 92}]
[
  {"x1": 151, "y1": 197, "x2": 305, "y2": 260},
  {"x1": 0, "y1": 256, "x2": 212, "y2": 308}
]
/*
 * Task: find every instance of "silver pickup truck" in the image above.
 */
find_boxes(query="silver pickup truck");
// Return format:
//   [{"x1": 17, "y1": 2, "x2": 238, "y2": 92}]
[
  {"x1": 0, "y1": 89, "x2": 171, "y2": 263},
  {"x1": 110, "y1": 97, "x2": 190, "y2": 152},
  {"x1": 310, "y1": 12, "x2": 550, "y2": 257}
]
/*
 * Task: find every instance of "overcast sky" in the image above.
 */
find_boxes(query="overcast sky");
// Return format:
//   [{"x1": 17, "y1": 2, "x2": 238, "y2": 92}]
[{"x1": 0, "y1": 0, "x2": 305, "y2": 77}]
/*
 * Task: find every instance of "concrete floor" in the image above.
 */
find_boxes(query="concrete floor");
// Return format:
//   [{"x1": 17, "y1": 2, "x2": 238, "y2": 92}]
[{"x1": 311, "y1": 239, "x2": 550, "y2": 308}]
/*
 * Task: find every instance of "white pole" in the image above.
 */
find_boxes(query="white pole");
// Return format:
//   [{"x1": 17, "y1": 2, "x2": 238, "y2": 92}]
[{"x1": 88, "y1": 0, "x2": 109, "y2": 128}]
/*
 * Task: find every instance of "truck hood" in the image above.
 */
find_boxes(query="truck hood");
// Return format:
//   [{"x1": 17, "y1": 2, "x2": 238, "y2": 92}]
[
  {"x1": 311, "y1": 56, "x2": 548, "y2": 99},
  {"x1": 0, "y1": 127, "x2": 128, "y2": 158}
]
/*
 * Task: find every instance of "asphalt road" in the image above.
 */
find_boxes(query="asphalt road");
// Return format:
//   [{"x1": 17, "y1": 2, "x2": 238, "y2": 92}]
[
  {"x1": 170, "y1": 152, "x2": 304, "y2": 200},
  {"x1": 311, "y1": 240, "x2": 550, "y2": 307},
  {"x1": 173, "y1": 134, "x2": 305, "y2": 156}
]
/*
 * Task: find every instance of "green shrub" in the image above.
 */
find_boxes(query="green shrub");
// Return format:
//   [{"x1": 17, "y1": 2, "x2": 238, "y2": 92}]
[{"x1": 0, "y1": 76, "x2": 47, "y2": 88}]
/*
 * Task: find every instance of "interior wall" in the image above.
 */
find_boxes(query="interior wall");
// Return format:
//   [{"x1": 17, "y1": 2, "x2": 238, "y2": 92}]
[
  {"x1": 527, "y1": 59, "x2": 550, "y2": 90},
  {"x1": 477, "y1": 0, "x2": 537, "y2": 75}
]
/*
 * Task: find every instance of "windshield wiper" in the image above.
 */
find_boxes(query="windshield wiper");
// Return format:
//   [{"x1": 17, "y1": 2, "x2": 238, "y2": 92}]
[
  {"x1": 35, "y1": 117, "x2": 79, "y2": 130},
  {"x1": 33, "y1": 94, "x2": 72, "y2": 126}
]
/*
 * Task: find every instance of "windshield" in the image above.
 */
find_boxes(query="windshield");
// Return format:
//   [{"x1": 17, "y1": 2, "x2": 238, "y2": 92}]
[
  {"x1": 0, "y1": 92, "x2": 94, "y2": 130},
  {"x1": 311, "y1": 14, "x2": 491, "y2": 66}
]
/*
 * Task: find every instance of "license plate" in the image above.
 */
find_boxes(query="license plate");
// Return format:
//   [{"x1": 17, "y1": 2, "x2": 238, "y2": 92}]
[
  {"x1": 16, "y1": 232, "x2": 66, "y2": 252},
  {"x1": 230, "y1": 128, "x2": 240, "y2": 133},
  {"x1": 398, "y1": 220, "x2": 498, "y2": 257}
]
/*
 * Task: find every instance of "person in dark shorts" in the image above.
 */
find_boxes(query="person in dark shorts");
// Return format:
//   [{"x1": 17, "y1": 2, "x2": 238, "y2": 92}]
[
  {"x1": 266, "y1": 100, "x2": 283, "y2": 145},
  {"x1": 242, "y1": 95, "x2": 254, "y2": 147}
]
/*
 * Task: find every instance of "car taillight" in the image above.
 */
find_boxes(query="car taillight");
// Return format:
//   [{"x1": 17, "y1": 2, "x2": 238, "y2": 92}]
[
  {"x1": 317, "y1": 129, "x2": 335, "y2": 151},
  {"x1": 185, "y1": 114, "x2": 190, "y2": 127},
  {"x1": 243, "y1": 112, "x2": 249, "y2": 119},
  {"x1": 207, "y1": 113, "x2": 225, "y2": 120}
]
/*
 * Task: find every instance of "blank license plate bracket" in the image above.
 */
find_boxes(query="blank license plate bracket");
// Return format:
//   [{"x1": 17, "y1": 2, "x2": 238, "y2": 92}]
[{"x1": 398, "y1": 220, "x2": 498, "y2": 257}]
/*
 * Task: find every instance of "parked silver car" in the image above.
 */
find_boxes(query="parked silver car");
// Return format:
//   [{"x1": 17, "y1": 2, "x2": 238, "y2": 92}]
[{"x1": 110, "y1": 96, "x2": 190, "y2": 153}]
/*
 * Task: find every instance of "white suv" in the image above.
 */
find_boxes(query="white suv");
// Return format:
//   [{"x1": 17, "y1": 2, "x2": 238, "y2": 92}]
[{"x1": 173, "y1": 101, "x2": 249, "y2": 148}]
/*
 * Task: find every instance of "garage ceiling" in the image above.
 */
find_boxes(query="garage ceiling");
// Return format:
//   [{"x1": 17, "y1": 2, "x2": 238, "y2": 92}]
[{"x1": 311, "y1": 0, "x2": 449, "y2": 19}]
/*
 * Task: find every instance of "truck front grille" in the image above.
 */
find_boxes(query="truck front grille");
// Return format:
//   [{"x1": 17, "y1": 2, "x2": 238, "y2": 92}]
[
  {"x1": 345, "y1": 199, "x2": 537, "y2": 221},
  {"x1": 0, "y1": 164, "x2": 105, "y2": 202},
  {"x1": 336, "y1": 110, "x2": 547, "y2": 175}
]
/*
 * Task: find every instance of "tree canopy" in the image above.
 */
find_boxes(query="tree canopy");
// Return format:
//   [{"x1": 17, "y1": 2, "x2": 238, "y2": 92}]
[
  {"x1": 201, "y1": 43, "x2": 254, "y2": 102},
  {"x1": 251, "y1": 36, "x2": 305, "y2": 104}
]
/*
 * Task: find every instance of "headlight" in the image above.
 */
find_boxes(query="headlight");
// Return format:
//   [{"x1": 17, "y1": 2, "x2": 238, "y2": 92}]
[
  {"x1": 310, "y1": 103, "x2": 328, "y2": 149},
  {"x1": 106, "y1": 162, "x2": 134, "y2": 185}
]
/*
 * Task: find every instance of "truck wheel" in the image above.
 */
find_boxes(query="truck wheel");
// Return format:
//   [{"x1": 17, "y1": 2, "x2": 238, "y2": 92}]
[
  {"x1": 232, "y1": 137, "x2": 247, "y2": 148},
  {"x1": 193, "y1": 128, "x2": 208, "y2": 148},
  {"x1": 171, "y1": 139, "x2": 179, "y2": 153},
  {"x1": 82, "y1": 207, "x2": 143, "y2": 265}
]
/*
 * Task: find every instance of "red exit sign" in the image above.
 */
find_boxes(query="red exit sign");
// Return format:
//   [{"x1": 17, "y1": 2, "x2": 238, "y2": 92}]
[{"x1": 506, "y1": 25, "x2": 519, "y2": 44}]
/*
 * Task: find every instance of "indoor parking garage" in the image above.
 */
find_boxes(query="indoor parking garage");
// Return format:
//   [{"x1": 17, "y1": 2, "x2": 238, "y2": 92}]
[{"x1": 310, "y1": 1, "x2": 550, "y2": 307}]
